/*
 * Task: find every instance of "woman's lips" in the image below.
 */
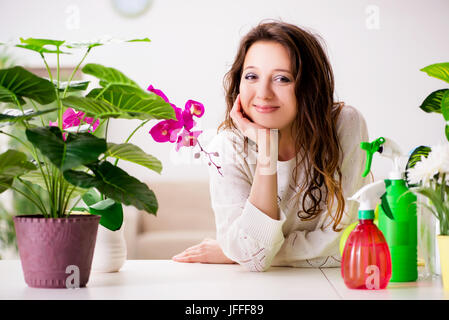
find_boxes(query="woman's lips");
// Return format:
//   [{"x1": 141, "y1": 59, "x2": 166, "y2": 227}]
[{"x1": 254, "y1": 105, "x2": 279, "y2": 113}]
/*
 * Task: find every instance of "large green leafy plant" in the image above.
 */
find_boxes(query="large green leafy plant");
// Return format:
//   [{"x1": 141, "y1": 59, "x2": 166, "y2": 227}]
[
  {"x1": 406, "y1": 62, "x2": 449, "y2": 235},
  {"x1": 0, "y1": 38, "x2": 175, "y2": 230}
]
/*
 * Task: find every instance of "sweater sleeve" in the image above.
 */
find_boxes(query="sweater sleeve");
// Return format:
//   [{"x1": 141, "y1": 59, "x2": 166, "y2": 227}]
[
  {"x1": 271, "y1": 105, "x2": 370, "y2": 268},
  {"x1": 206, "y1": 129, "x2": 287, "y2": 272}
]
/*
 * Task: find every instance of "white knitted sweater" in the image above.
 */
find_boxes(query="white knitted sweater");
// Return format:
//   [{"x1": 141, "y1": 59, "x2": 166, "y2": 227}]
[{"x1": 206, "y1": 105, "x2": 369, "y2": 271}]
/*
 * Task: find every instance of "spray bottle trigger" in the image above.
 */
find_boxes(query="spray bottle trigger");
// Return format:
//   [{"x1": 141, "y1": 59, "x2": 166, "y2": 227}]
[
  {"x1": 361, "y1": 142, "x2": 373, "y2": 177},
  {"x1": 360, "y1": 137, "x2": 386, "y2": 177}
]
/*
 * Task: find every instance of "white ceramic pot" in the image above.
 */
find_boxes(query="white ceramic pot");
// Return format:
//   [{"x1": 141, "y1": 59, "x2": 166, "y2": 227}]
[{"x1": 91, "y1": 224, "x2": 127, "y2": 273}]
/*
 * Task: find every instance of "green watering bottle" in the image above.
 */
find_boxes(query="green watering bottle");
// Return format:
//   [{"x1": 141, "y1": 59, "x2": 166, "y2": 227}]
[{"x1": 360, "y1": 137, "x2": 418, "y2": 282}]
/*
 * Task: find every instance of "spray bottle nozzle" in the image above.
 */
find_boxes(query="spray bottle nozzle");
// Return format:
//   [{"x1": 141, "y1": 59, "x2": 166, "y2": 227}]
[
  {"x1": 361, "y1": 137, "x2": 386, "y2": 177},
  {"x1": 348, "y1": 180, "x2": 385, "y2": 213}
]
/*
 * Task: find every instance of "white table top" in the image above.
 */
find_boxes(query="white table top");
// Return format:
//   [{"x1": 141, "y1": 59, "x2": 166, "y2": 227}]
[{"x1": 0, "y1": 260, "x2": 448, "y2": 300}]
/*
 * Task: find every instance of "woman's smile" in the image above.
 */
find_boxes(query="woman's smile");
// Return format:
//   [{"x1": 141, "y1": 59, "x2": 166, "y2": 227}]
[{"x1": 254, "y1": 105, "x2": 280, "y2": 113}]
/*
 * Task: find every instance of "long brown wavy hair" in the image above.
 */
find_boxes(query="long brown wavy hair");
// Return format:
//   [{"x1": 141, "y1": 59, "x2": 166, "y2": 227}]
[{"x1": 218, "y1": 20, "x2": 346, "y2": 231}]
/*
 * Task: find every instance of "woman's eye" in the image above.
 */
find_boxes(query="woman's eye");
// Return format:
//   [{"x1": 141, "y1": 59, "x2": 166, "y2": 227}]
[
  {"x1": 275, "y1": 75, "x2": 291, "y2": 83},
  {"x1": 244, "y1": 73, "x2": 257, "y2": 80}
]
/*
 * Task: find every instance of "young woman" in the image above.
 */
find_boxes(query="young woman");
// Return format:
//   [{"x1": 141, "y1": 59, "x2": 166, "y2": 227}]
[{"x1": 172, "y1": 21, "x2": 369, "y2": 271}]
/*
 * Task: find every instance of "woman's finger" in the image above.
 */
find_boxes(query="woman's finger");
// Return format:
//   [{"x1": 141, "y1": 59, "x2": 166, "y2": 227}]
[
  {"x1": 184, "y1": 244, "x2": 200, "y2": 251},
  {"x1": 172, "y1": 253, "x2": 204, "y2": 263},
  {"x1": 230, "y1": 95, "x2": 242, "y2": 126},
  {"x1": 230, "y1": 95, "x2": 255, "y2": 133},
  {"x1": 173, "y1": 247, "x2": 201, "y2": 258},
  {"x1": 183, "y1": 247, "x2": 202, "y2": 255}
]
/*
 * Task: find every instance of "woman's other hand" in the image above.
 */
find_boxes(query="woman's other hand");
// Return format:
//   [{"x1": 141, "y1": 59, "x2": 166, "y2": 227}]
[{"x1": 172, "y1": 238, "x2": 236, "y2": 264}]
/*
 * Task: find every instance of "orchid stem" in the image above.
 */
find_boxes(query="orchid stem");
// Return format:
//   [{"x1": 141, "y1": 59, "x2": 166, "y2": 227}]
[
  {"x1": 196, "y1": 139, "x2": 223, "y2": 177},
  {"x1": 113, "y1": 119, "x2": 149, "y2": 167}
]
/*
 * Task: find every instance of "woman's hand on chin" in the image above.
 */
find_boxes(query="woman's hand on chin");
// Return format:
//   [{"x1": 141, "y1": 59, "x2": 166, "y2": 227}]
[
  {"x1": 230, "y1": 94, "x2": 270, "y2": 145},
  {"x1": 172, "y1": 238, "x2": 237, "y2": 264}
]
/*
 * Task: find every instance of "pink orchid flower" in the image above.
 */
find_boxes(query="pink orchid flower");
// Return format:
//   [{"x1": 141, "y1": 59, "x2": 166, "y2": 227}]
[
  {"x1": 147, "y1": 84, "x2": 169, "y2": 103},
  {"x1": 182, "y1": 100, "x2": 204, "y2": 131},
  {"x1": 148, "y1": 85, "x2": 184, "y2": 142},
  {"x1": 176, "y1": 129, "x2": 202, "y2": 152},
  {"x1": 147, "y1": 84, "x2": 222, "y2": 176},
  {"x1": 149, "y1": 121, "x2": 182, "y2": 143},
  {"x1": 49, "y1": 108, "x2": 100, "y2": 139},
  {"x1": 185, "y1": 99, "x2": 205, "y2": 117}
]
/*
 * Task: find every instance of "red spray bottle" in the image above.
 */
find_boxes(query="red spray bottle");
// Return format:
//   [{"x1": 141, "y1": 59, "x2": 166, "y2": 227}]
[{"x1": 341, "y1": 180, "x2": 392, "y2": 290}]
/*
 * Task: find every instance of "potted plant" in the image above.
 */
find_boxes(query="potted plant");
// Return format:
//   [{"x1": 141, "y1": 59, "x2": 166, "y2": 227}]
[
  {"x1": 406, "y1": 62, "x2": 449, "y2": 290},
  {"x1": 0, "y1": 37, "x2": 175, "y2": 288}
]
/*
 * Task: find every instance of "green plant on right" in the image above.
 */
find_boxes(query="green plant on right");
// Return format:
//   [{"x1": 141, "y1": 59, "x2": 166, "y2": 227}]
[
  {"x1": 406, "y1": 62, "x2": 449, "y2": 236},
  {"x1": 418, "y1": 62, "x2": 449, "y2": 140}
]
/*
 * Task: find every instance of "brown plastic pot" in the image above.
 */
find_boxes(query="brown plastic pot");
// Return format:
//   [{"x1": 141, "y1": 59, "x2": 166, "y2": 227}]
[{"x1": 13, "y1": 214, "x2": 100, "y2": 289}]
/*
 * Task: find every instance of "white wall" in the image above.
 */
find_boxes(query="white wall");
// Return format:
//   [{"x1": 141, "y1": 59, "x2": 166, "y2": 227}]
[{"x1": 1, "y1": 0, "x2": 448, "y2": 182}]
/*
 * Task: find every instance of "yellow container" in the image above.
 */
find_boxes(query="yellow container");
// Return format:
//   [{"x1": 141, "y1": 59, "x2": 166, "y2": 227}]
[{"x1": 437, "y1": 235, "x2": 449, "y2": 291}]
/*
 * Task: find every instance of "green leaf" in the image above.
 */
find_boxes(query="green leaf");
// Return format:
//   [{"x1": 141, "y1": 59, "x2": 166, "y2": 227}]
[
  {"x1": 20, "y1": 38, "x2": 65, "y2": 47},
  {"x1": 445, "y1": 124, "x2": 449, "y2": 142},
  {"x1": 416, "y1": 187, "x2": 446, "y2": 221},
  {"x1": 56, "y1": 80, "x2": 90, "y2": 92},
  {"x1": 406, "y1": 146, "x2": 431, "y2": 169},
  {"x1": 81, "y1": 188, "x2": 102, "y2": 206},
  {"x1": 82, "y1": 63, "x2": 139, "y2": 88},
  {"x1": 61, "y1": 96, "x2": 123, "y2": 119},
  {"x1": 64, "y1": 161, "x2": 158, "y2": 215},
  {"x1": 0, "y1": 149, "x2": 37, "y2": 175},
  {"x1": 63, "y1": 169, "x2": 99, "y2": 188},
  {"x1": 0, "y1": 176, "x2": 12, "y2": 194},
  {"x1": 420, "y1": 62, "x2": 449, "y2": 84},
  {"x1": 16, "y1": 38, "x2": 69, "y2": 54},
  {"x1": 86, "y1": 84, "x2": 145, "y2": 99},
  {"x1": 104, "y1": 143, "x2": 162, "y2": 173},
  {"x1": 25, "y1": 126, "x2": 107, "y2": 171},
  {"x1": 0, "y1": 66, "x2": 57, "y2": 106},
  {"x1": 80, "y1": 64, "x2": 175, "y2": 120},
  {"x1": 64, "y1": 42, "x2": 103, "y2": 49},
  {"x1": 0, "y1": 108, "x2": 57, "y2": 125},
  {"x1": 87, "y1": 86, "x2": 176, "y2": 120},
  {"x1": 64, "y1": 37, "x2": 151, "y2": 49},
  {"x1": 0, "y1": 86, "x2": 25, "y2": 105},
  {"x1": 420, "y1": 200, "x2": 439, "y2": 220},
  {"x1": 405, "y1": 145, "x2": 432, "y2": 187},
  {"x1": 0, "y1": 149, "x2": 37, "y2": 193},
  {"x1": 15, "y1": 44, "x2": 69, "y2": 55},
  {"x1": 126, "y1": 38, "x2": 151, "y2": 43},
  {"x1": 419, "y1": 89, "x2": 448, "y2": 114},
  {"x1": 63, "y1": 91, "x2": 175, "y2": 120},
  {"x1": 442, "y1": 90, "x2": 449, "y2": 121},
  {"x1": 88, "y1": 199, "x2": 123, "y2": 231}
]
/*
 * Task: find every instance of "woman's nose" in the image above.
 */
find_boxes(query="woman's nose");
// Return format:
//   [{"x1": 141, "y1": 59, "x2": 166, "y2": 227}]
[{"x1": 255, "y1": 79, "x2": 274, "y2": 100}]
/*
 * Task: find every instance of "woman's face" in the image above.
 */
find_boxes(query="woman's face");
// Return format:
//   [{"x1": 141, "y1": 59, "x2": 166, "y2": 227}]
[{"x1": 239, "y1": 40, "x2": 297, "y2": 132}]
